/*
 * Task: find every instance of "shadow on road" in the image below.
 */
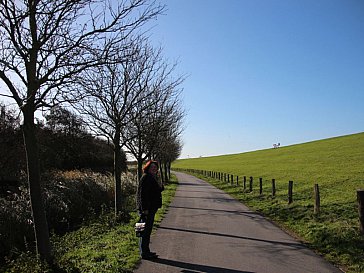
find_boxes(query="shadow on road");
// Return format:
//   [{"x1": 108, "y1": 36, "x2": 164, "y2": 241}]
[
  {"x1": 151, "y1": 257, "x2": 255, "y2": 273},
  {"x1": 178, "y1": 182, "x2": 212, "y2": 187},
  {"x1": 173, "y1": 195, "x2": 236, "y2": 202},
  {"x1": 169, "y1": 205, "x2": 258, "y2": 216},
  {"x1": 158, "y1": 226, "x2": 305, "y2": 250},
  {"x1": 176, "y1": 190, "x2": 228, "y2": 194}
]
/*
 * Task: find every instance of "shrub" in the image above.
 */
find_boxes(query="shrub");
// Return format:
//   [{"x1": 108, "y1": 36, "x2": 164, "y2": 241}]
[
  {"x1": 120, "y1": 172, "x2": 138, "y2": 211},
  {"x1": 0, "y1": 170, "x2": 127, "y2": 264},
  {"x1": 4, "y1": 252, "x2": 54, "y2": 273},
  {"x1": 42, "y1": 170, "x2": 114, "y2": 233},
  {"x1": 0, "y1": 189, "x2": 34, "y2": 262}
]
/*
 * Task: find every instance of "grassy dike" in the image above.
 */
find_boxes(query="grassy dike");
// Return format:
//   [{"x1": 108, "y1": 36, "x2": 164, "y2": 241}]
[
  {"x1": 173, "y1": 132, "x2": 364, "y2": 273},
  {"x1": 4, "y1": 175, "x2": 178, "y2": 273}
]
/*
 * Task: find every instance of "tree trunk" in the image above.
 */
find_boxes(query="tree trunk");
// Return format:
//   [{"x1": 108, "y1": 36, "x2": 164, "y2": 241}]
[
  {"x1": 22, "y1": 107, "x2": 52, "y2": 263},
  {"x1": 113, "y1": 129, "x2": 122, "y2": 217},
  {"x1": 164, "y1": 162, "x2": 168, "y2": 182},
  {"x1": 168, "y1": 161, "x2": 171, "y2": 181},
  {"x1": 159, "y1": 163, "x2": 165, "y2": 184},
  {"x1": 137, "y1": 157, "x2": 143, "y2": 181}
]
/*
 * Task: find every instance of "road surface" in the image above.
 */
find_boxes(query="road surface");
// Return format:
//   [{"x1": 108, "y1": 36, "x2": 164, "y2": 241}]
[{"x1": 134, "y1": 172, "x2": 343, "y2": 273}]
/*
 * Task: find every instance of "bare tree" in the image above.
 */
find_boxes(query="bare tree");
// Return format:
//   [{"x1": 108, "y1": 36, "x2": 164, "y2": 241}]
[
  {"x1": 149, "y1": 101, "x2": 184, "y2": 182},
  {"x1": 0, "y1": 0, "x2": 163, "y2": 262},
  {"x1": 123, "y1": 55, "x2": 184, "y2": 180},
  {"x1": 158, "y1": 131, "x2": 183, "y2": 182},
  {"x1": 74, "y1": 38, "x2": 166, "y2": 216},
  {"x1": 123, "y1": 77, "x2": 183, "y2": 178}
]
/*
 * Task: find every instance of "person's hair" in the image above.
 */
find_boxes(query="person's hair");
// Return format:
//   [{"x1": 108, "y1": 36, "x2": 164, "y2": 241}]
[{"x1": 142, "y1": 160, "x2": 159, "y2": 174}]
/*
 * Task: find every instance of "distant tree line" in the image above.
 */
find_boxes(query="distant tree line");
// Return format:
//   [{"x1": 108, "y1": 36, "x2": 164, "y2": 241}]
[{"x1": 0, "y1": 0, "x2": 184, "y2": 263}]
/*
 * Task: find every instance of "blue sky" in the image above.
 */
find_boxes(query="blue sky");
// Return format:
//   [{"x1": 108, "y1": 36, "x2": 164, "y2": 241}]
[
  {"x1": 0, "y1": 1, "x2": 362, "y2": 160},
  {"x1": 149, "y1": 0, "x2": 364, "y2": 159}
]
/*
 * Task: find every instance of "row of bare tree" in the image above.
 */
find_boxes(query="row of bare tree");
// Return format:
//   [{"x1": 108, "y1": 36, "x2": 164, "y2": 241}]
[{"x1": 0, "y1": 0, "x2": 184, "y2": 263}]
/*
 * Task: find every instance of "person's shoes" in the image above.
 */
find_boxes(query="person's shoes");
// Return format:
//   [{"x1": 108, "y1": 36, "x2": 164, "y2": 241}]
[{"x1": 141, "y1": 252, "x2": 158, "y2": 260}]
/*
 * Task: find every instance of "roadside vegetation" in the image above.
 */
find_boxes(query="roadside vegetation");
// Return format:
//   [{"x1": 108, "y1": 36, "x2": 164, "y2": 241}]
[
  {"x1": 0, "y1": 0, "x2": 184, "y2": 265},
  {"x1": 0, "y1": 96, "x2": 182, "y2": 271},
  {"x1": 173, "y1": 132, "x2": 364, "y2": 273},
  {"x1": 2, "y1": 174, "x2": 178, "y2": 273}
]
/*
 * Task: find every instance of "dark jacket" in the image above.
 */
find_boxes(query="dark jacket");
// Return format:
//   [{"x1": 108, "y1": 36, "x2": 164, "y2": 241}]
[{"x1": 136, "y1": 173, "x2": 164, "y2": 213}]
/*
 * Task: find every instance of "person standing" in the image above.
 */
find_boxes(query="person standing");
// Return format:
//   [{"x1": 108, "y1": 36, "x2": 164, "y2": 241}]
[{"x1": 136, "y1": 160, "x2": 164, "y2": 259}]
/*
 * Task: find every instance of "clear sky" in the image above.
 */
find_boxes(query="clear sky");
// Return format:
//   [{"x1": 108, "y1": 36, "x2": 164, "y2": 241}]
[{"x1": 148, "y1": 0, "x2": 364, "y2": 159}]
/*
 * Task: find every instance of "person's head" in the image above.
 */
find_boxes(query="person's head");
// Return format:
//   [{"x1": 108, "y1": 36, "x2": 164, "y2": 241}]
[{"x1": 143, "y1": 160, "x2": 159, "y2": 175}]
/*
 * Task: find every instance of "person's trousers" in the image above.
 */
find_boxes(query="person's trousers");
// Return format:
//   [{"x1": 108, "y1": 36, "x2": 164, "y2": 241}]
[{"x1": 139, "y1": 211, "x2": 156, "y2": 256}]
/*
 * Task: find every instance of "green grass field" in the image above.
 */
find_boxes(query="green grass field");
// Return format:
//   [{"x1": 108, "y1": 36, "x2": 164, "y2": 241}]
[{"x1": 173, "y1": 132, "x2": 364, "y2": 273}]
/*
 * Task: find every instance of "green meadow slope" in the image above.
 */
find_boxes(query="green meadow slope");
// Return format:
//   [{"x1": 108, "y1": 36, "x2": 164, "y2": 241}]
[
  {"x1": 173, "y1": 132, "x2": 364, "y2": 273},
  {"x1": 174, "y1": 132, "x2": 364, "y2": 187}
]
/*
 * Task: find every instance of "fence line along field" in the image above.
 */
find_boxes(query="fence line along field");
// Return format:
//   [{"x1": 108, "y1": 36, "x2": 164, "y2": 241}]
[{"x1": 172, "y1": 132, "x2": 364, "y2": 273}]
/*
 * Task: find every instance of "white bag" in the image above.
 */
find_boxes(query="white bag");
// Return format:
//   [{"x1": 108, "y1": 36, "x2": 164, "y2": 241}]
[{"x1": 135, "y1": 221, "x2": 145, "y2": 237}]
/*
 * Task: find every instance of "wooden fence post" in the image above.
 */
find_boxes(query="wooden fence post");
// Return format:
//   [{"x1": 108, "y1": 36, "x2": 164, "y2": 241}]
[
  {"x1": 288, "y1": 181, "x2": 293, "y2": 204},
  {"x1": 243, "y1": 176, "x2": 246, "y2": 191},
  {"x1": 314, "y1": 184, "x2": 320, "y2": 214},
  {"x1": 249, "y1": 176, "x2": 253, "y2": 192},
  {"x1": 236, "y1": 176, "x2": 239, "y2": 186},
  {"x1": 358, "y1": 189, "x2": 364, "y2": 234},
  {"x1": 272, "y1": 179, "x2": 276, "y2": 197},
  {"x1": 259, "y1": 178, "x2": 263, "y2": 195}
]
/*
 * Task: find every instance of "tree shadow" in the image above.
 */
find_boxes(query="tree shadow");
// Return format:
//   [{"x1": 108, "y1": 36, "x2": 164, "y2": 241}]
[
  {"x1": 158, "y1": 226, "x2": 305, "y2": 250},
  {"x1": 152, "y1": 257, "x2": 255, "y2": 273},
  {"x1": 173, "y1": 195, "x2": 236, "y2": 202},
  {"x1": 169, "y1": 205, "x2": 258, "y2": 215},
  {"x1": 178, "y1": 182, "x2": 212, "y2": 187},
  {"x1": 176, "y1": 190, "x2": 228, "y2": 194}
]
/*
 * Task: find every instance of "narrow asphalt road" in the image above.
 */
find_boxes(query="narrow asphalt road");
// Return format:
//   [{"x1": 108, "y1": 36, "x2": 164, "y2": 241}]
[{"x1": 134, "y1": 172, "x2": 343, "y2": 273}]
